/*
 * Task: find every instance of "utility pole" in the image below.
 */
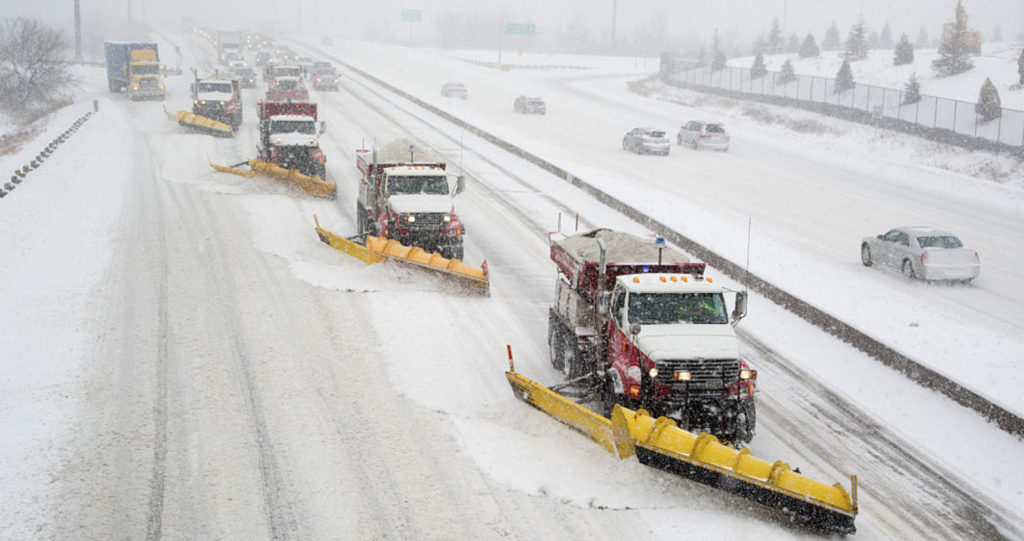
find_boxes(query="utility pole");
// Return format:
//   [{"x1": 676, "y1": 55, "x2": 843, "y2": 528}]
[
  {"x1": 611, "y1": 0, "x2": 618, "y2": 45},
  {"x1": 73, "y1": 0, "x2": 82, "y2": 61}
]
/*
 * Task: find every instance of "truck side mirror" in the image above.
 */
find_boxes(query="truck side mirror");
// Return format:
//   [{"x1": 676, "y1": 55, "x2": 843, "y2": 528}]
[
  {"x1": 455, "y1": 175, "x2": 465, "y2": 195},
  {"x1": 629, "y1": 323, "x2": 642, "y2": 339},
  {"x1": 732, "y1": 291, "x2": 748, "y2": 322},
  {"x1": 597, "y1": 291, "x2": 610, "y2": 315},
  {"x1": 318, "y1": 121, "x2": 327, "y2": 136}
]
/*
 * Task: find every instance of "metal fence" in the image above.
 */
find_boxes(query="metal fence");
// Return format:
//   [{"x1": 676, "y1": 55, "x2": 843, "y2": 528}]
[{"x1": 659, "y1": 55, "x2": 1024, "y2": 151}]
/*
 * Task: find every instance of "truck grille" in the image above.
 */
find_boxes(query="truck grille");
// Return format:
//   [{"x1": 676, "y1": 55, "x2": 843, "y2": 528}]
[
  {"x1": 655, "y1": 358, "x2": 739, "y2": 396},
  {"x1": 139, "y1": 77, "x2": 158, "y2": 89},
  {"x1": 406, "y1": 212, "x2": 445, "y2": 230}
]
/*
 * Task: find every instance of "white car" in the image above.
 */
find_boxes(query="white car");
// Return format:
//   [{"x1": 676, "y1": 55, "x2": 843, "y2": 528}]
[
  {"x1": 622, "y1": 128, "x2": 670, "y2": 155},
  {"x1": 441, "y1": 82, "x2": 468, "y2": 99},
  {"x1": 861, "y1": 226, "x2": 980, "y2": 282},
  {"x1": 678, "y1": 120, "x2": 730, "y2": 151}
]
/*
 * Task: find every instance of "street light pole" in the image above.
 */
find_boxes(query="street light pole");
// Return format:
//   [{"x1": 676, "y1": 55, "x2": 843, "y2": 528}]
[
  {"x1": 611, "y1": 0, "x2": 618, "y2": 45},
  {"x1": 73, "y1": 0, "x2": 82, "y2": 61}
]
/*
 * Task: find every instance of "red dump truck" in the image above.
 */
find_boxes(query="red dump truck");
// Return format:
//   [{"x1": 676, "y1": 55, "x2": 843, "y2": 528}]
[
  {"x1": 548, "y1": 229, "x2": 757, "y2": 443},
  {"x1": 256, "y1": 101, "x2": 327, "y2": 179},
  {"x1": 355, "y1": 139, "x2": 466, "y2": 259}
]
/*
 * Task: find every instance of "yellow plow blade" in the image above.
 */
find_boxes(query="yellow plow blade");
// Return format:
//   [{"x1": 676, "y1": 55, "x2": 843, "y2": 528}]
[
  {"x1": 503, "y1": 360, "x2": 857, "y2": 535},
  {"x1": 313, "y1": 217, "x2": 489, "y2": 294},
  {"x1": 209, "y1": 161, "x2": 258, "y2": 178},
  {"x1": 173, "y1": 110, "x2": 234, "y2": 137},
  {"x1": 249, "y1": 160, "x2": 336, "y2": 198}
]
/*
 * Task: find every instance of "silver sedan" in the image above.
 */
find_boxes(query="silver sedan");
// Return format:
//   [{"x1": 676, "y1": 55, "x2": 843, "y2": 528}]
[{"x1": 861, "y1": 226, "x2": 980, "y2": 282}]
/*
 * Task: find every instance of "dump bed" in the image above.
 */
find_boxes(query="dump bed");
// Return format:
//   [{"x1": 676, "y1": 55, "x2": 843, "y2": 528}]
[
  {"x1": 355, "y1": 138, "x2": 446, "y2": 178},
  {"x1": 257, "y1": 101, "x2": 317, "y2": 121},
  {"x1": 551, "y1": 229, "x2": 703, "y2": 301}
]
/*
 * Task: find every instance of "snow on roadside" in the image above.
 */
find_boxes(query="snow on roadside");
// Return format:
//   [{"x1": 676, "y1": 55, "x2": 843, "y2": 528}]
[{"x1": 0, "y1": 96, "x2": 133, "y2": 538}]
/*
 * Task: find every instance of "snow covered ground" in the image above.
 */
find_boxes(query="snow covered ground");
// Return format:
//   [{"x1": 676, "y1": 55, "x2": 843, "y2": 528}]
[{"x1": 1, "y1": 31, "x2": 1023, "y2": 539}]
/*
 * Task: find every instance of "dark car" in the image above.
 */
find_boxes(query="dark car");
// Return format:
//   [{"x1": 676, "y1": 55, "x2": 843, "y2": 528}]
[
  {"x1": 233, "y1": 67, "x2": 258, "y2": 88},
  {"x1": 513, "y1": 95, "x2": 546, "y2": 114}
]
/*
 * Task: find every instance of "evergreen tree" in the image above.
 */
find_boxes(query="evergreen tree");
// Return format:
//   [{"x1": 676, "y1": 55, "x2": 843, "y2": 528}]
[
  {"x1": 933, "y1": 0, "x2": 974, "y2": 76},
  {"x1": 880, "y1": 22, "x2": 894, "y2": 48},
  {"x1": 799, "y1": 33, "x2": 820, "y2": 58},
  {"x1": 751, "y1": 33, "x2": 766, "y2": 56},
  {"x1": 894, "y1": 33, "x2": 915, "y2": 65},
  {"x1": 868, "y1": 30, "x2": 880, "y2": 49},
  {"x1": 835, "y1": 59, "x2": 855, "y2": 92},
  {"x1": 778, "y1": 59, "x2": 797, "y2": 85},
  {"x1": 750, "y1": 52, "x2": 767, "y2": 79},
  {"x1": 823, "y1": 21, "x2": 841, "y2": 51},
  {"x1": 903, "y1": 73, "x2": 921, "y2": 104},
  {"x1": 975, "y1": 77, "x2": 1001, "y2": 121},
  {"x1": 845, "y1": 18, "x2": 869, "y2": 60},
  {"x1": 697, "y1": 48, "x2": 706, "y2": 67},
  {"x1": 1018, "y1": 48, "x2": 1024, "y2": 85},
  {"x1": 711, "y1": 29, "x2": 726, "y2": 70},
  {"x1": 766, "y1": 17, "x2": 784, "y2": 54},
  {"x1": 787, "y1": 33, "x2": 801, "y2": 53},
  {"x1": 916, "y1": 26, "x2": 930, "y2": 48}
]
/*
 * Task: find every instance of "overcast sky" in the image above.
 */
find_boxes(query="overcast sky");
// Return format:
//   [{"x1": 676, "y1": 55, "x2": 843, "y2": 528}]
[{"x1": 6, "y1": 0, "x2": 1023, "y2": 53}]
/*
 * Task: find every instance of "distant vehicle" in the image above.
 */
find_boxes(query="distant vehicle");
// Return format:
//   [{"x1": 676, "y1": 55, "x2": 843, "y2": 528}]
[
  {"x1": 861, "y1": 226, "x2": 980, "y2": 282},
  {"x1": 265, "y1": 63, "x2": 302, "y2": 84},
  {"x1": 311, "y1": 61, "x2": 333, "y2": 71},
  {"x1": 622, "y1": 128, "x2": 670, "y2": 155},
  {"x1": 265, "y1": 76, "x2": 309, "y2": 102},
  {"x1": 255, "y1": 50, "x2": 272, "y2": 67},
  {"x1": 228, "y1": 59, "x2": 248, "y2": 71},
  {"x1": 441, "y1": 82, "x2": 468, "y2": 99},
  {"x1": 233, "y1": 66, "x2": 258, "y2": 88},
  {"x1": 311, "y1": 67, "x2": 340, "y2": 91},
  {"x1": 222, "y1": 51, "x2": 242, "y2": 65},
  {"x1": 296, "y1": 56, "x2": 316, "y2": 74},
  {"x1": 103, "y1": 41, "x2": 165, "y2": 100},
  {"x1": 677, "y1": 120, "x2": 730, "y2": 151},
  {"x1": 513, "y1": 95, "x2": 546, "y2": 114},
  {"x1": 192, "y1": 77, "x2": 242, "y2": 129}
]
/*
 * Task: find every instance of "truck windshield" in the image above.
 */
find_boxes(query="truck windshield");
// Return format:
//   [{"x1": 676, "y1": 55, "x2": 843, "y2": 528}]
[
  {"x1": 271, "y1": 120, "x2": 316, "y2": 134},
  {"x1": 629, "y1": 292, "x2": 727, "y2": 325},
  {"x1": 198, "y1": 82, "x2": 233, "y2": 93},
  {"x1": 132, "y1": 64, "x2": 160, "y2": 75},
  {"x1": 275, "y1": 67, "x2": 302, "y2": 77},
  {"x1": 387, "y1": 176, "x2": 449, "y2": 195}
]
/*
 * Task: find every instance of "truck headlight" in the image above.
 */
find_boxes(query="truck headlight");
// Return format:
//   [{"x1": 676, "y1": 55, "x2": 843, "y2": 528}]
[
  {"x1": 403, "y1": 215, "x2": 416, "y2": 223},
  {"x1": 442, "y1": 215, "x2": 452, "y2": 222},
  {"x1": 673, "y1": 371, "x2": 691, "y2": 381},
  {"x1": 740, "y1": 370, "x2": 751, "y2": 380},
  {"x1": 648, "y1": 368, "x2": 658, "y2": 378}
]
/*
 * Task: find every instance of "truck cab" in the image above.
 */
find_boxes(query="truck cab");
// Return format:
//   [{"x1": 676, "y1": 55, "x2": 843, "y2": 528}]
[
  {"x1": 605, "y1": 272, "x2": 755, "y2": 442},
  {"x1": 103, "y1": 42, "x2": 166, "y2": 100},
  {"x1": 192, "y1": 78, "x2": 242, "y2": 130},
  {"x1": 260, "y1": 112, "x2": 326, "y2": 178}
]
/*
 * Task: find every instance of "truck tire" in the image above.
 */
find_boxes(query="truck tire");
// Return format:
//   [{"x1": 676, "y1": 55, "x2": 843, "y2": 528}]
[
  {"x1": 108, "y1": 79, "x2": 119, "y2": 93},
  {"x1": 733, "y1": 400, "x2": 757, "y2": 444},
  {"x1": 442, "y1": 241, "x2": 464, "y2": 261},
  {"x1": 548, "y1": 324, "x2": 565, "y2": 371},
  {"x1": 561, "y1": 334, "x2": 583, "y2": 379}
]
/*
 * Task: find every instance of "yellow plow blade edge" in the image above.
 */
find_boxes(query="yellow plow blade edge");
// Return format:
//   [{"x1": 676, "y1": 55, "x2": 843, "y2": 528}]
[
  {"x1": 249, "y1": 160, "x2": 336, "y2": 198},
  {"x1": 504, "y1": 363, "x2": 857, "y2": 535},
  {"x1": 313, "y1": 218, "x2": 489, "y2": 294},
  {"x1": 174, "y1": 110, "x2": 233, "y2": 137},
  {"x1": 209, "y1": 161, "x2": 258, "y2": 178}
]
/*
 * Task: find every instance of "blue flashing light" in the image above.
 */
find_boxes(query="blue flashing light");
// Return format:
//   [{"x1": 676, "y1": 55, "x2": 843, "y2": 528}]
[{"x1": 642, "y1": 265, "x2": 650, "y2": 272}]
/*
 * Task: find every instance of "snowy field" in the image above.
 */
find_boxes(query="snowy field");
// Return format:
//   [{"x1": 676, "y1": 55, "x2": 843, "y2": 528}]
[{"x1": 1, "y1": 31, "x2": 1023, "y2": 539}]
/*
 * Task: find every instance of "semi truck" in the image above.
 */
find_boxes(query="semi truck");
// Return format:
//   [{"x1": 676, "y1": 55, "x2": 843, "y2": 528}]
[
  {"x1": 217, "y1": 30, "x2": 243, "y2": 64},
  {"x1": 355, "y1": 140, "x2": 466, "y2": 260},
  {"x1": 256, "y1": 101, "x2": 327, "y2": 179},
  {"x1": 103, "y1": 42, "x2": 166, "y2": 100},
  {"x1": 547, "y1": 229, "x2": 757, "y2": 443}
]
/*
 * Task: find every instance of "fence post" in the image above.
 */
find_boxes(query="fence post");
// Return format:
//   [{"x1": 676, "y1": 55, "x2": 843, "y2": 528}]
[{"x1": 953, "y1": 103, "x2": 958, "y2": 135}]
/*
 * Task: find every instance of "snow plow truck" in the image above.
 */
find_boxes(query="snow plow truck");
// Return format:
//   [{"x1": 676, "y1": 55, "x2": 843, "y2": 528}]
[
  {"x1": 256, "y1": 101, "x2": 327, "y2": 179},
  {"x1": 548, "y1": 229, "x2": 756, "y2": 444},
  {"x1": 355, "y1": 140, "x2": 466, "y2": 260}
]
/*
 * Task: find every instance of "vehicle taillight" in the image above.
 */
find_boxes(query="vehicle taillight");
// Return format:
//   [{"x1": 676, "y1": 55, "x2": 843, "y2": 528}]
[
  {"x1": 921, "y1": 252, "x2": 928, "y2": 263},
  {"x1": 974, "y1": 251, "x2": 980, "y2": 261},
  {"x1": 225, "y1": 99, "x2": 236, "y2": 114},
  {"x1": 312, "y1": 148, "x2": 324, "y2": 163}
]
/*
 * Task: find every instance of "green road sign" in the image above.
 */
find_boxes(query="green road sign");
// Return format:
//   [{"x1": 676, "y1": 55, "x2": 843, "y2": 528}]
[
  {"x1": 505, "y1": 23, "x2": 535, "y2": 35},
  {"x1": 401, "y1": 9, "x2": 422, "y2": 22}
]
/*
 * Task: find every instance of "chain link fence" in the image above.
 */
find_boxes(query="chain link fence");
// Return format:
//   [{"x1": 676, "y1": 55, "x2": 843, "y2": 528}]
[{"x1": 660, "y1": 54, "x2": 1024, "y2": 153}]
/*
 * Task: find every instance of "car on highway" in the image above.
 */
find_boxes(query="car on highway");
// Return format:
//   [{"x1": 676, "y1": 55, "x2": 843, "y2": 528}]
[
  {"x1": 265, "y1": 76, "x2": 309, "y2": 102},
  {"x1": 622, "y1": 128, "x2": 670, "y2": 155},
  {"x1": 255, "y1": 50, "x2": 272, "y2": 67},
  {"x1": 861, "y1": 226, "x2": 980, "y2": 282},
  {"x1": 441, "y1": 82, "x2": 468, "y2": 99},
  {"x1": 311, "y1": 67, "x2": 340, "y2": 91},
  {"x1": 513, "y1": 95, "x2": 546, "y2": 114},
  {"x1": 677, "y1": 120, "x2": 730, "y2": 151},
  {"x1": 233, "y1": 66, "x2": 258, "y2": 88}
]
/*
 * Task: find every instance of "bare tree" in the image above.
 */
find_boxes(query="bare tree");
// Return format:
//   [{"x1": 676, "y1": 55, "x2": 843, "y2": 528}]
[{"x1": 0, "y1": 18, "x2": 76, "y2": 115}]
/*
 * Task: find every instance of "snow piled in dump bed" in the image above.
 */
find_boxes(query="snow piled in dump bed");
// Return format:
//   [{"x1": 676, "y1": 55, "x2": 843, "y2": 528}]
[{"x1": 556, "y1": 229, "x2": 690, "y2": 265}]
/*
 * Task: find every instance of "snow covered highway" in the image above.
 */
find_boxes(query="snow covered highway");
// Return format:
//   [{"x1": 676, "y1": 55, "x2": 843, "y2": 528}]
[{"x1": 2, "y1": 30, "x2": 1023, "y2": 540}]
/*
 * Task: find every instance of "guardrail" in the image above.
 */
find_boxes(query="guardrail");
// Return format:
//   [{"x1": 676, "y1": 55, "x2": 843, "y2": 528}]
[
  {"x1": 659, "y1": 54, "x2": 1024, "y2": 154},
  {"x1": 327, "y1": 55, "x2": 1024, "y2": 439},
  {"x1": 2, "y1": 105, "x2": 97, "y2": 199}
]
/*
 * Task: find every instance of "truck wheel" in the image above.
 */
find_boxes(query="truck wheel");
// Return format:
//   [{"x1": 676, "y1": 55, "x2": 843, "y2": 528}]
[
  {"x1": 548, "y1": 326, "x2": 565, "y2": 371},
  {"x1": 443, "y1": 242, "x2": 464, "y2": 261},
  {"x1": 733, "y1": 400, "x2": 757, "y2": 444},
  {"x1": 108, "y1": 79, "x2": 119, "y2": 93},
  {"x1": 561, "y1": 335, "x2": 582, "y2": 378}
]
